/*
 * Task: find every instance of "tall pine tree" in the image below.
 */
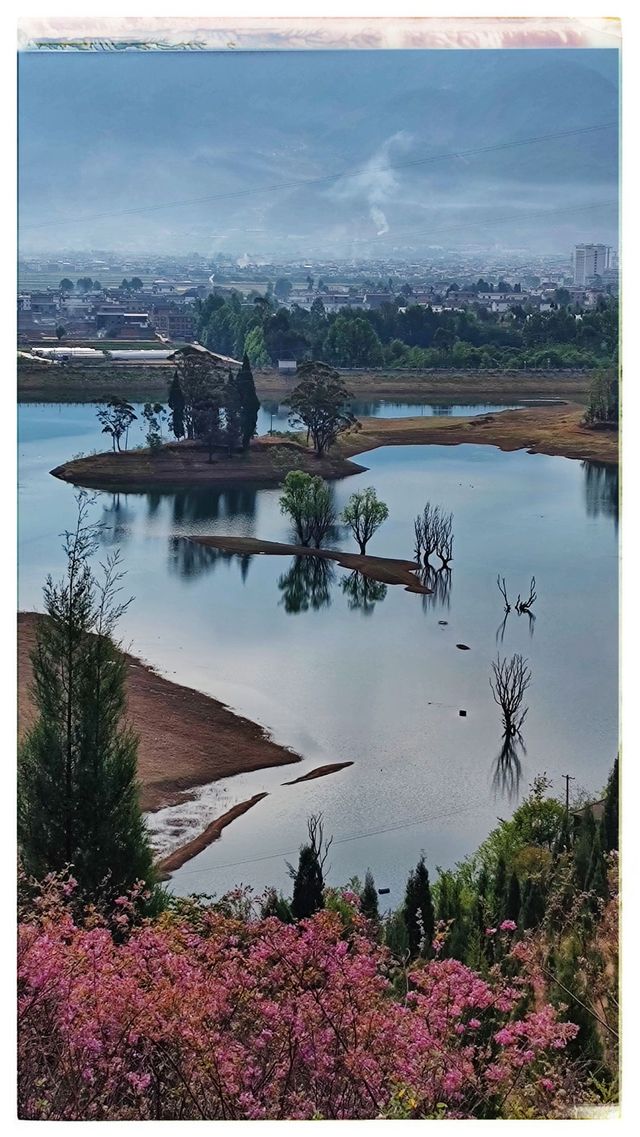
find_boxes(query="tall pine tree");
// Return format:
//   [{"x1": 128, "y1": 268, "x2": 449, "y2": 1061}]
[
  {"x1": 403, "y1": 855, "x2": 435, "y2": 957},
  {"x1": 361, "y1": 868, "x2": 380, "y2": 922},
  {"x1": 18, "y1": 495, "x2": 155, "y2": 902},
  {"x1": 235, "y1": 354, "x2": 261, "y2": 449},
  {"x1": 168, "y1": 372, "x2": 185, "y2": 439}
]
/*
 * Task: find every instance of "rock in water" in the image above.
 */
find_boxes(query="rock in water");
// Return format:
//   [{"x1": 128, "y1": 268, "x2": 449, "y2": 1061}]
[{"x1": 456, "y1": 643, "x2": 470, "y2": 650}]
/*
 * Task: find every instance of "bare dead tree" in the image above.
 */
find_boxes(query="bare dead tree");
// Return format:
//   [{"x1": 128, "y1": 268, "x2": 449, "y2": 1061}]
[
  {"x1": 435, "y1": 511, "x2": 453, "y2": 567},
  {"x1": 306, "y1": 813, "x2": 333, "y2": 873},
  {"x1": 414, "y1": 503, "x2": 437, "y2": 564},
  {"x1": 515, "y1": 576, "x2": 537, "y2": 614},
  {"x1": 497, "y1": 575, "x2": 511, "y2": 612},
  {"x1": 490, "y1": 654, "x2": 532, "y2": 738}
]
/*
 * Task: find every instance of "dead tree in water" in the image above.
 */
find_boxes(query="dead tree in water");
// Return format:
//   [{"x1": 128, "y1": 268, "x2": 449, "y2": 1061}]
[
  {"x1": 515, "y1": 577, "x2": 537, "y2": 614},
  {"x1": 490, "y1": 654, "x2": 531, "y2": 739},
  {"x1": 497, "y1": 575, "x2": 511, "y2": 612},
  {"x1": 435, "y1": 511, "x2": 453, "y2": 567},
  {"x1": 414, "y1": 503, "x2": 453, "y2": 567}
]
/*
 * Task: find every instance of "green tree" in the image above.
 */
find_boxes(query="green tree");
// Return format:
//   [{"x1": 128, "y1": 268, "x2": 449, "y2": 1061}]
[
  {"x1": 18, "y1": 495, "x2": 155, "y2": 902},
  {"x1": 403, "y1": 855, "x2": 435, "y2": 957},
  {"x1": 235, "y1": 354, "x2": 261, "y2": 449},
  {"x1": 142, "y1": 402, "x2": 165, "y2": 451},
  {"x1": 130, "y1": 277, "x2": 144, "y2": 291},
  {"x1": 505, "y1": 871, "x2": 521, "y2": 923},
  {"x1": 361, "y1": 868, "x2": 380, "y2": 922},
  {"x1": 261, "y1": 889, "x2": 294, "y2": 922},
  {"x1": 287, "y1": 362, "x2": 356, "y2": 456},
  {"x1": 55, "y1": 325, "x2": 66, "y2": 342},
  {"x1": 279, "y1": 470, "x2": 336, "y2": 548},
  {"x1": 288, "y1": 815, "x2": 331, "y2": 919},
  {"x1": 602, "y1": 757, "x2": 619, "y2": 852},
  {"x1": 96, "y1": 398, "x2": 137, "y2": 452},
  {"x1": 323, "y1": 315, "x2": 384, "y2": 367},
  {"x1": 274, "y1": 278, "x2": 293, "y2": 301},
  {"x1": 168, "y1": 372, "x2": 186, "y2": 439},
  {"x1": 584, "y1": 370, "x2": 618, "y2": 425},
  {"x1": 340, "y1": 487, "x2": 389, "y2": 554},
  {"x1": 59, "y1": 278, "x2": 73, "y2": 292},
  {"x1": 243, "y1": 324, "x2": 270, "y2": 367}
]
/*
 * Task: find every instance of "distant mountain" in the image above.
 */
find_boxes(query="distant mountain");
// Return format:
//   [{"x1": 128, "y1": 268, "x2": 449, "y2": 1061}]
[{"x1": 18, "y1": 48, "x2": 619, "y2": 256}]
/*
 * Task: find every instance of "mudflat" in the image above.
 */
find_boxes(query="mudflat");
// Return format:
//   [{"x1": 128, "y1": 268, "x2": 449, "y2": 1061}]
[{"x1": 18, "y1": 612, "x2": 301, "y2": 813}]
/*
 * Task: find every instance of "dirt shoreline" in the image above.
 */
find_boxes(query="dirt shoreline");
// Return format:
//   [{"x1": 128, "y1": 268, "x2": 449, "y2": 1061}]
[
  {"x1": 18, "y1": 361, "x2": 592, "y2": 402},
  {"x1": 157, "y1": 793, "x2": 268, "y2": 877},
  {"x1": 18, "y1": 612, "x2": 301, "y2": 814},
  {"x1": 194, "y1": 536, "x2": 430, "y2": 593},
  {"x1": 50, "y1": 404, "x2": 617, "y2": 493},
  {"x1": 283, "y1": 762, "x2": 354, "y2": 785}
]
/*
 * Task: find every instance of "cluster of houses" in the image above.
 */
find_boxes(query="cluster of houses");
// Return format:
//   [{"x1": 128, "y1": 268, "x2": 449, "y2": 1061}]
[{"x1": 17, "y1": 280, "x2": 206, "y2": 343}]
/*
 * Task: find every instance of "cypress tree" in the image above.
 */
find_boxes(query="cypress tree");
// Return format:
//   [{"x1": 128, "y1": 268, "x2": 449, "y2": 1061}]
[
  {"x1": 361, "y1": 868, "x2": 380, "y2": 922},
  {"x1": 168, "y1": 372, "x2": 185, "y2": 439},
  {"x1": 235, "y1": 353, "x2": 261, "y2": 449},
  {"x1": 289, "y1": 844, "x2": 324, "y2": 919},
  {"x1": 586, "y1": 826, "x2": 608, "y2": 900},
  {"x1": 403, "y1": 855, "x2": 435, "y2": 957},
  {"x1": 505, "y1": 872, "x2": 521, "y2": 923},
  {"x1": 602, "y1": 757, "x2": 619, "y2": 852},
  {"x1": 18, "y1": 495, "x2": 155, "y2": 903},
  {"x1": 492, "y1": 853, "x2": 508, "y2": 920},
  {"x1": 573, "y1": 807, "x2": 597, "y2": 890},
  {"x1": 520, "y1": 877, "x2": 546, "y2": 929}
]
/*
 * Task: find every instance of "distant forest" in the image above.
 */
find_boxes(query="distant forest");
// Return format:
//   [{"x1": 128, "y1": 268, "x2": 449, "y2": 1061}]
[{"x1": 195, "y1": 292, "x2": 619, "y2": 371}]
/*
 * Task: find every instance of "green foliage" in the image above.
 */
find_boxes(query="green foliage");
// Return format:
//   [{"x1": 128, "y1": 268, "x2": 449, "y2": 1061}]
[
  {"x1": 602, "y1": 757, "x2": 619, "y2": 852},
  {"x1": 340, "y1": 487, "x2": 389, "y2": 554},
  {"x1": 279, "y1": 470, "x2": 336, "y2": 547},
  {"x1": 361, "y1": 868, "x2": 380, "y2": 922},
  {"x1": 323, "y1": 314, "x2": 384, "y2": 367},
  {"x1": 234, "y1": 354, "x2": 261, "y2": 449},
  {"x1": 96, "y1": 398, "x2": 137, "y2": 453},
  {"x1": 55, "y1": 325, "x2": 66, "y2": 342},
  {"x1": 287, "y1": 362, "x2": 356, "y2": 456},
  {"x1": 141, "y1": 402, "x2": 165, "y2": 451},
  {"x1": 584, "y1": 370, "x2": 619, "y2": 425},
  {"x1": 167, "y1": 372, "x2": 185, "y2": 439},
  {"x1": 243, "y1": 324, "x2": 270, "y2": 367},
  {"x1": 261, "y1": 889, "x2": 294, "y2": 922},
  {"x1": 18, "y1": 495, "x2": 155, "y2": 903},
  {"x1": 288, "y1": 815, "x2": 331, "y2": 919},
  {"x1": 403, "y1": 856, "x2": 435, "y2": 957}
]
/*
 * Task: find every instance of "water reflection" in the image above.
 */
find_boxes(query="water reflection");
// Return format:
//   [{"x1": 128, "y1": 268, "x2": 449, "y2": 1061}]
[
  {"x1": 419, "y1": 564, "x2": 452, "y2": 611},
  {"x1": 582, "y1": 461, "x2": 619, "y2": 525},
  {"x1": 278, "y1": 556, "x2": 335, "y2": 613},
  {"x1": 98, "y1": 493, "x2": 134, "y2": 546},
  {"x1": 166, "y1": 485, "x2": 258, "y2": 527},
  {"x1": 491, "y1": 732, "x2": 525, "y2": 802},
  {"x1": 340, "y1": 570, "x2": 388, "y2": 615}
]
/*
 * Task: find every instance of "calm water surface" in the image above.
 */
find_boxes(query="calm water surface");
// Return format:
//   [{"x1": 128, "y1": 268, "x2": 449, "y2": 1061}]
[{"x1": 18, "y1": 401, "x2": 618, "y2": 905}]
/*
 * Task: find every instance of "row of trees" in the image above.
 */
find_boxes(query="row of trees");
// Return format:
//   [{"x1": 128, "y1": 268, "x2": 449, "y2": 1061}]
[
  {"x1": 194, "y1": 290, "x2": 618, "y2": 371},
  {"x1": 279, "y1": 472, "x2": 389, "y2": 553}
]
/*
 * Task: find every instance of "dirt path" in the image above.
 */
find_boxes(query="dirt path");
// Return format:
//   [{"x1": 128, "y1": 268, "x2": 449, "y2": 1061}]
[{"x1": 18, "y1": 612, "x2": 301, "y2": 813}]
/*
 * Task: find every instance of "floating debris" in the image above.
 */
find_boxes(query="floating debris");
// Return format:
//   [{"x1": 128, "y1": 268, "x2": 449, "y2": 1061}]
[
  {"x1": 438, "y1": 620, "x2": 448, "y2": 626},
  {"x1": 459, "y1": 710, "x2": 467, "y2": 717},
  {"x1": 456, "y1": 643, "x2": 470, "y2": 651}
]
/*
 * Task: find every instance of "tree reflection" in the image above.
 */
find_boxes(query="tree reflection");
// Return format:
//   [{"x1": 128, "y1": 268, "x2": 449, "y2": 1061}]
[
  {"x1": 168, "y1": 485, "x2": 258, "y2": 528},
  {"x1": 168, "y1": 537, "x2": 254, "y2": 582},
  {"x1": 491, "y1": 732, "x2": 525, "y2": 802},
  {"x1": 341, "y1": 570, "x2": 388, "y2": 615},
  {"x1": 582, "y1": 461, "x2": 619, "y2": 526},
  {"x1": 278, "y1": 556, "x2": 334, "y2": 613},
  {"x1": 98, "y1": 492, "x2": 134, "y2": 545},
  {"x1": 419, "y1": 564, "x2": 452, "y2": 611}
]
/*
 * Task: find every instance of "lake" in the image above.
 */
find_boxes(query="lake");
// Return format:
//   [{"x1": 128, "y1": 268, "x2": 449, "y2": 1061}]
[{"x1": 18, "y1": 400, "x2": 618, "y2": 907}]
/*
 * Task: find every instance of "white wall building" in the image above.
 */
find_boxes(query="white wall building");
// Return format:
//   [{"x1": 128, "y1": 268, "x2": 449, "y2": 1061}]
[{"x1": 573, "y1": 245, "x2": 611, "y2": 286}]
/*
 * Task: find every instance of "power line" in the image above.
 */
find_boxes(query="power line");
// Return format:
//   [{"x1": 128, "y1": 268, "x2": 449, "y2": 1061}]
[
  {"x1": 172, "y1": 794, "x2": 497, "y2": 879},
  {"x1": 20, "y1": 120, "x2": 617, "y2": 231}
]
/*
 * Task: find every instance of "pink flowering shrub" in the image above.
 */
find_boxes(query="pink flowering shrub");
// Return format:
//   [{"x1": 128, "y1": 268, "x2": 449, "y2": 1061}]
[{"x1": 18, "y1": 878, "x2": 580, "y2": 1120}]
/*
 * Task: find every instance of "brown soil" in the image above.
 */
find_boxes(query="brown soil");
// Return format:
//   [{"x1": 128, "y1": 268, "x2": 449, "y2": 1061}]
[
  {"x1": 49, "y1": 404, "x2": 617, "y2": 495},
  {"x1": 338, "y1": 403, "x2": 618, "y2": 466},
  {"x1": 157, "y1": 793, "x2": 268, "y2": 877},
  {"x1": 50, "y1": 436, "x2": 365, "y2": 491},
  {"x1": 18, "y1": 360, "x2": 592, "y2": 402},
  {"x1": 193, "y1": 536, "x2": 430, "y2": 594},
  {"x1": 282, "y1": 762, "x2": 354, "y2": 785},
  {"x1": 18, "y1": 612, "x2": 301, "y2": 813}
]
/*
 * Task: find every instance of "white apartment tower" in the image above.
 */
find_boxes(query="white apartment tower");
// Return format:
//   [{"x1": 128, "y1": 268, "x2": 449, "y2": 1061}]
[{"x1": 573, "y1": 244, "x2": 611, "y2": 286}]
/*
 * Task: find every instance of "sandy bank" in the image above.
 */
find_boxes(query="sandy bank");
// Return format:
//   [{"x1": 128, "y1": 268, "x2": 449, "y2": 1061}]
[
  {"x1": 50, "y1": 404, "x2": 616, "y2": 495},
  {"x1": 338, "y1": 403, "x2": 617, "y2": 466},
  {"x1": 157, "y1": 793, "x2": 268, "y2": 877},
  {"x1": 18, "y1": 612, "x2": 301, "y2": 813},
  {"x1": 193, "y1": 536, "x2": 430, "y2": 594},
  {"x1": 50, "y1": 436, "x2": 365, "y2": 492},
  {"x1": 283, "y1": 762, "x2": 354, "y2": 785}
]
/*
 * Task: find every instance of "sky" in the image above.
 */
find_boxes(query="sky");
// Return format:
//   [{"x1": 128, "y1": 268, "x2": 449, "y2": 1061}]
[{"x1": 18, "y1": 48, "x2": 619, "y2": 259}]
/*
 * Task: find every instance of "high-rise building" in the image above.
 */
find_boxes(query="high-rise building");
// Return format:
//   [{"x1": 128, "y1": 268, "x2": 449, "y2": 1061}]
[{"x1": 573, "y1": 244, "x2": 611, "y2": 286}]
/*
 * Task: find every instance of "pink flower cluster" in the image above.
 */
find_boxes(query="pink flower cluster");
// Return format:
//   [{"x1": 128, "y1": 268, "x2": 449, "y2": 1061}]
[{"x1": 18, "y1": 886, "x2": 579, "y2": 1121}]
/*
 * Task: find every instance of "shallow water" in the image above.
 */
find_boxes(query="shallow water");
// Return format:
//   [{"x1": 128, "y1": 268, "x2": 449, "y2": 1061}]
[{"x1": 18, "y1": 401, "x2": 618, "y2": 907}]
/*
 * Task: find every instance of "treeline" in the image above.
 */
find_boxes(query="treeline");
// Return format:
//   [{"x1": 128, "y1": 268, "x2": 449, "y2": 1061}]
[{"x1": 195, "y1": 291, "x2": 619, "y2": 371}]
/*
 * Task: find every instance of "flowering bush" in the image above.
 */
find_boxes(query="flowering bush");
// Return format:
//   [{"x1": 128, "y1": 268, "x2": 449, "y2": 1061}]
[{"x1": 18, "y1": 876, "x2": 583, "y2": 1121}]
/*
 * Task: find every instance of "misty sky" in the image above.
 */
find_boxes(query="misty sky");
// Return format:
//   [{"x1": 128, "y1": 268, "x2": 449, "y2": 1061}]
[{"x1": 18, "y1": 48, "x2": 619, "y2": 259}]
